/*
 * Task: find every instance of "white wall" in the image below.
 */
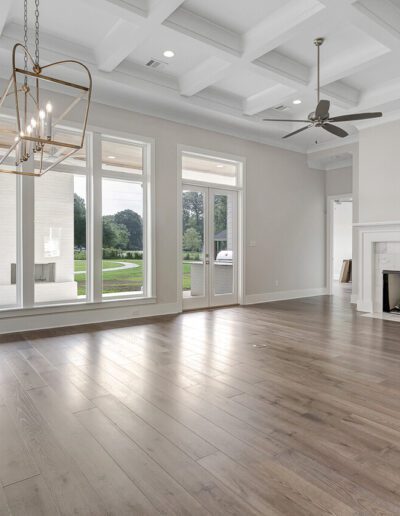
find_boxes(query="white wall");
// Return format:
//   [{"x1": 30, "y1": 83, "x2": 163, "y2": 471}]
[
  {"x1": 0, "y1": 97, "x2": 327, "y2": 331},
  {"x1": 358, "y1": 120, "x2": 400, "y2": 223},
  {"x1": 326, "y1": 167, "x2": 352, "y2": 196},
  {"x1": 333, "y1": 201, "x2": 352, "y2": 280}
]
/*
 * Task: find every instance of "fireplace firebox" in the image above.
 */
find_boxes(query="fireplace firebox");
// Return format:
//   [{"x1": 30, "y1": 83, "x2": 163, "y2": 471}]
[{"x1": 383, "y1": 270, "x2": 400, "y2": 314}]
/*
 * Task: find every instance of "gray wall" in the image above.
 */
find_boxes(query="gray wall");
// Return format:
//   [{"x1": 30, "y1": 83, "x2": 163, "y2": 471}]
[
  {"x1": 358, "y1": 120, "x2": 400, "y2": 223},
  {"x1": 326, "y1": 167, "x2": 352, "y2": 196},
  {"x1": 84, "y1": 101, "x2": 326, "y2": 304}
]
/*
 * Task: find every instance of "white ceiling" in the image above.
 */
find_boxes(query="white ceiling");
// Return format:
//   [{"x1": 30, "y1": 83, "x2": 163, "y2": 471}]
[{"x1": 1, "y1": 0, "x2": 400, "y2": 156}]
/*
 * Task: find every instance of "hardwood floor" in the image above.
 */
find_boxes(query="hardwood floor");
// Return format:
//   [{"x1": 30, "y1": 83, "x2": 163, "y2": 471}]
[{"x1": 1, "y1": 291, "x2": 400, "y2": 514}]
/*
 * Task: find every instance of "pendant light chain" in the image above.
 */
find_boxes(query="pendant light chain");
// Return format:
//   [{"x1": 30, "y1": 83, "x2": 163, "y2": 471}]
[
  {"x1": 34, "y1": 0, "x2": 39, "y2": 66},
  {"x1": 23, "y1": 0, "x2": 28, "y2": 82}
]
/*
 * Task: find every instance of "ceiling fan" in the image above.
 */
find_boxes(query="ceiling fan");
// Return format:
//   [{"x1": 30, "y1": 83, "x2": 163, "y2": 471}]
[{"x1": 263, "y1": 38, "x2": 382, "y2": 139}]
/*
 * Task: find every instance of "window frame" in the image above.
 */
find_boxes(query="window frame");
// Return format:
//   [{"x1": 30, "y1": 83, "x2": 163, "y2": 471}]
[{"x1": 0, "y1": 116, "x2": 155, "y2": 316}]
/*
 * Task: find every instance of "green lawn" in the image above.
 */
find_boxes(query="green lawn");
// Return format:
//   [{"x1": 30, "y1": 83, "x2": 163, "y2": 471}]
[
  {"x1": 75, "y1": 259, "x2": 194, "y2": 295},
  {"x1": 74, "y1": 259, "x2": 143, "y2": 296},
  {"x1": 183, "y1": 262, "x2": 193, "y2": 291}
]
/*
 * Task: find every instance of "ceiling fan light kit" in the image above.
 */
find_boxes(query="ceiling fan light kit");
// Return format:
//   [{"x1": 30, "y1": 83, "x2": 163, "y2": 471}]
[
  {"x1": 0, "y1": 0, "x2": 92, "y2": 177},
  {"x1": 263, "y1": 37, "x2": 382, "y2": 139}
]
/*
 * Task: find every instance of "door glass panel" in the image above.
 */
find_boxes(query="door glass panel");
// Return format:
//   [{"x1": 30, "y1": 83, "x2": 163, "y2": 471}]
[
  {"x1": 182, "y1": 190, "x2": 205, "y2": 298},
  {"x1": 213, "y1": 193, "x2": 233, "y2": 295}
]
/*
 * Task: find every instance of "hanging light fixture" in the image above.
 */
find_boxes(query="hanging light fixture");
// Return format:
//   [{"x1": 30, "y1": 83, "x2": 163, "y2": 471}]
[{"x1": 0, "y1": 0, "x2": 92, "y2": 176}]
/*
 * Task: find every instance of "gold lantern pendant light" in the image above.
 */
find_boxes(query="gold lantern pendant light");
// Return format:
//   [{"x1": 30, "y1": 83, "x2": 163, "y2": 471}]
[{"x1": 0, "y1": 0, "x2": 92, "y2": 176}]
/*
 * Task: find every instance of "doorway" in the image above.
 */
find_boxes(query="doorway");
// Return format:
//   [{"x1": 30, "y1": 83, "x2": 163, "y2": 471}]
[
  {"x1": 179, "y1": 148, "x2": 243, "y2": 310},
  {"x1": 327, "y1": 195, "x2": 353, "y2": 297}
]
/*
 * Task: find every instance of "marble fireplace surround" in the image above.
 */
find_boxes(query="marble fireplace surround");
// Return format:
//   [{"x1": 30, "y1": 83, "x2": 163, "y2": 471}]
[{"x1": 355, "y1": 221, "x2": 400, "y2": 313}]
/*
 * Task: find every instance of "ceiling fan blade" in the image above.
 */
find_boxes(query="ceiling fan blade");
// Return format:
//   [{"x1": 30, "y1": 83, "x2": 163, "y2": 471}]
[
  {"x1": 315, "y1": 99, "x2": 330, "y2": 118},
  {"x1": 263, "y1": 118, "x2": 310, "y2": 123},
  {"x1": 328, "y1": 112, "x2": 382, "y2": 122},
  {"x1": 322, "y1": 123, "x2": 348, "y2": 138},
  {"x1": 282, "y1": 125, "x2": 312, "y2": 139}
]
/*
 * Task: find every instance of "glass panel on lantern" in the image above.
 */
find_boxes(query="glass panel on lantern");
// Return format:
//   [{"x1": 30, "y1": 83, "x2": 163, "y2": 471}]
[{"x1": 44, "y1": 126, "x2": 87, "y2": 169}]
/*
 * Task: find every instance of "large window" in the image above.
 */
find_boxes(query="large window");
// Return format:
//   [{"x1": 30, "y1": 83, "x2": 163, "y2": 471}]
[
  {"x1": 100, "y1": 136, "x2": 147, "y2": 299},
  {"x1": 0, "y1": 174, "x2": 17, "y2": 308},
  {"x1": 0, "y1": 117, "x2": 153, "y2": 311}
]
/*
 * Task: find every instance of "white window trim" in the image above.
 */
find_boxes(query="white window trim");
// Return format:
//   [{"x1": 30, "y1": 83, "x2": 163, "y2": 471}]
[
  {"x1": 177, "y1": 144, "x2": 246, "y2": 311},
  {"x1": 0, "y1": 119, "x2": 155, "y2": 317}
]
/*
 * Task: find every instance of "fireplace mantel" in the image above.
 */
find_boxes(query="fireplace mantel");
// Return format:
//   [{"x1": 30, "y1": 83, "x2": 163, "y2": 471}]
[{"x1": 355, "y1": 222, "x2": 400, "y2": 313}]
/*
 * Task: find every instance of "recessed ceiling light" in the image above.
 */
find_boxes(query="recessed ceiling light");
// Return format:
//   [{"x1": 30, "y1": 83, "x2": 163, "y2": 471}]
[
  {"x1": 216, "y1": 164, "x2": 224, "y2": 168},
  {"x1": 163, "y1": 50, "x2": 175, "y2": 58},
  {"x1": 292, "y1": 99, "x2": 302, "y2": 105},
  {"x1": 107, "y1": 155, "x2": 116, "y2": 159}
]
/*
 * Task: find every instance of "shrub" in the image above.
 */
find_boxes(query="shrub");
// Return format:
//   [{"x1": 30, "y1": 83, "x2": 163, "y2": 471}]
[
  {"x1": 103, "y1": 247, "x2": 123, "y2": 259},
  {"x1": 133, "y1": 251, "x2": 142, "y2": 260},
  {"x1": 74, "y1": 250, "x2": 86, "y2": 260}
]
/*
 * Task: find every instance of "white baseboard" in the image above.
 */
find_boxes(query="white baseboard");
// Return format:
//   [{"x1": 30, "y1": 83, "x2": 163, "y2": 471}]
[
  {"x1": 0, "y1": 302, "x2": 181, "y2": 335},
  {"x1": 245, "y1": 287, "x2": 328, "y2": 305}
]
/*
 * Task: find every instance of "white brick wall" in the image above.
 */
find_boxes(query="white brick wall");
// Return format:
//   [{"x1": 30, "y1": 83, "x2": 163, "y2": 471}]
[{"x1": 0, "y1": 172, "x2": 77, "y2": 306}]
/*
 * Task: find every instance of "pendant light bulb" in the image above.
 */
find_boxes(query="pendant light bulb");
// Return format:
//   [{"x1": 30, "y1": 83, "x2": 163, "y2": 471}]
[
  {"x1": 39, "y1": 110, "x2": 45, "y2": 119},
  {"x1": 26, "y1": 125, "x2": 32, "y2": 134},
  {"x1": 46, "y1": 102, "x2": 52, "y2": 113},
  {"x1": 31, "y1": 118, "x2": 37, "y2": 128}
]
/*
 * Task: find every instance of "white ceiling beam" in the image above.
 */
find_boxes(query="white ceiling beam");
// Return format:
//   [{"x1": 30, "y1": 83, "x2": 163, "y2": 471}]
[
  {"x1": 90, "y1": 0, "x2": 186, "y2": 72},
  {"x1": 242, "y1": 0, "x2": 324, "y2": 61},
  {"x1": 179, "y1": 56, "x2": 233, "y2": 97}
]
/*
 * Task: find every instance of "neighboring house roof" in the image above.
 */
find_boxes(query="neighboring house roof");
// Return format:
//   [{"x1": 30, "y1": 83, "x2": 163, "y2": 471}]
[{"x1": 214, "y1": 229, "x2": 227, "y2": 240}]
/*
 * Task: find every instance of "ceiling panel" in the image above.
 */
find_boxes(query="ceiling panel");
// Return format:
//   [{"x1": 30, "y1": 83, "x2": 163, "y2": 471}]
[
  {"x1": 213, "y1": 67, "x2": 277, "y2": 98},
  {"x1": 126, "y1": 25, "x2": 212, "y2": 76},
  {"x1": 9, "y1": 0, "x2": 118, "y2": 49},
  {"x1": 182, "y1": 0, "x2": 292, "y2": 34}
]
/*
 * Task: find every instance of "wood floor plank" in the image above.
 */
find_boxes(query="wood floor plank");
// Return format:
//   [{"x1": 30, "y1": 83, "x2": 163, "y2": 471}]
[
  {"x1": 27, "y1": 386, "x2": 157, "y2": 515},
  {"x1": 0, "y1": 485, "x2": 11, "y2": 516},
  {"x1": 77, "y1": 407, "x2": 208, "y2": 515},
  {"x1": 0, "y1": 290, "x2": 399, "y2": 514},
  {"x1": 4, "y1": 475, "x2": 60, "y2": 516},
  {"x1": 5, "y1": 353, "x2": 47, "y2": 391},
  {"x1": 40, "y1": 370, "x2": 94, "y2": 413},
  {"x1": 0, "y1": 403, "x2": 39, "y2": 487},
  {"x1": 93, "y1": 394, "x2": 260, "y2": 516},
  {"x1": 1, "y1": 382, "x2": 107, "y2": 515}
]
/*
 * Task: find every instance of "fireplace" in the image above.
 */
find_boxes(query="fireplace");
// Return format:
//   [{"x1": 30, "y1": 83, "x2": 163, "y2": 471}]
[{"x1": 383, "y1": 270, "x2": 400, "y2": 315}]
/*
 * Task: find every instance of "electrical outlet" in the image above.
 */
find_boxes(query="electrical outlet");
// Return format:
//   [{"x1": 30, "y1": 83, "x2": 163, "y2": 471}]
[
  {"x1": 249, "y1": 240, "x2": 256, "y2": 247},
  {"x1": 275, "y1": 280, "x2": 279, "y2": 287}
]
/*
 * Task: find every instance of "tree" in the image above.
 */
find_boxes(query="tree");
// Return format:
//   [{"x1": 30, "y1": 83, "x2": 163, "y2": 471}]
[
  {"x1": 214, "y1": 195, "x2": 227, "y2": 235},
  {"x1": 74, "y1": 194, "x2": 86, "y2": 248},
  {"x1": 103, "y1": 217, "x2": 129, "y2": 249},
  {"x1": 182, "y1": 192, "x2": 204, "y2": 238},
  {"x1": 114, "y1": 209, "x2": 143, "y2": 250},
  {"x1": 183, "y1": 227, "x2": 201, "y2": 252}
]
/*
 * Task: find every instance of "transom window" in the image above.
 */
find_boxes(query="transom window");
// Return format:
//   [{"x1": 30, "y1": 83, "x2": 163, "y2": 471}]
[{"x1": 182, "y1": 152, "x2": 241, "y2": 187}]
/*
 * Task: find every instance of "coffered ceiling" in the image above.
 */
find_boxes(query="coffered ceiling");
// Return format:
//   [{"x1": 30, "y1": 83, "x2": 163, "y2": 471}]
[{"x1": 0, "y1": 0, "x2": 399, "y2": 154}]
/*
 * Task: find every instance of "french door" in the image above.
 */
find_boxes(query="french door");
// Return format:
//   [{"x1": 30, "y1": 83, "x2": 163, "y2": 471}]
[{"x1": 182, "y1": 186, "x2": 238, "y2": 309}]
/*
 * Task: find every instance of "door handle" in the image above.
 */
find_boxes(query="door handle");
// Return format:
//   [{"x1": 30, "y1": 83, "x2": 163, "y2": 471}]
[{"x1": 205, "y1": 260, "x2": 210, "y2": 265}]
